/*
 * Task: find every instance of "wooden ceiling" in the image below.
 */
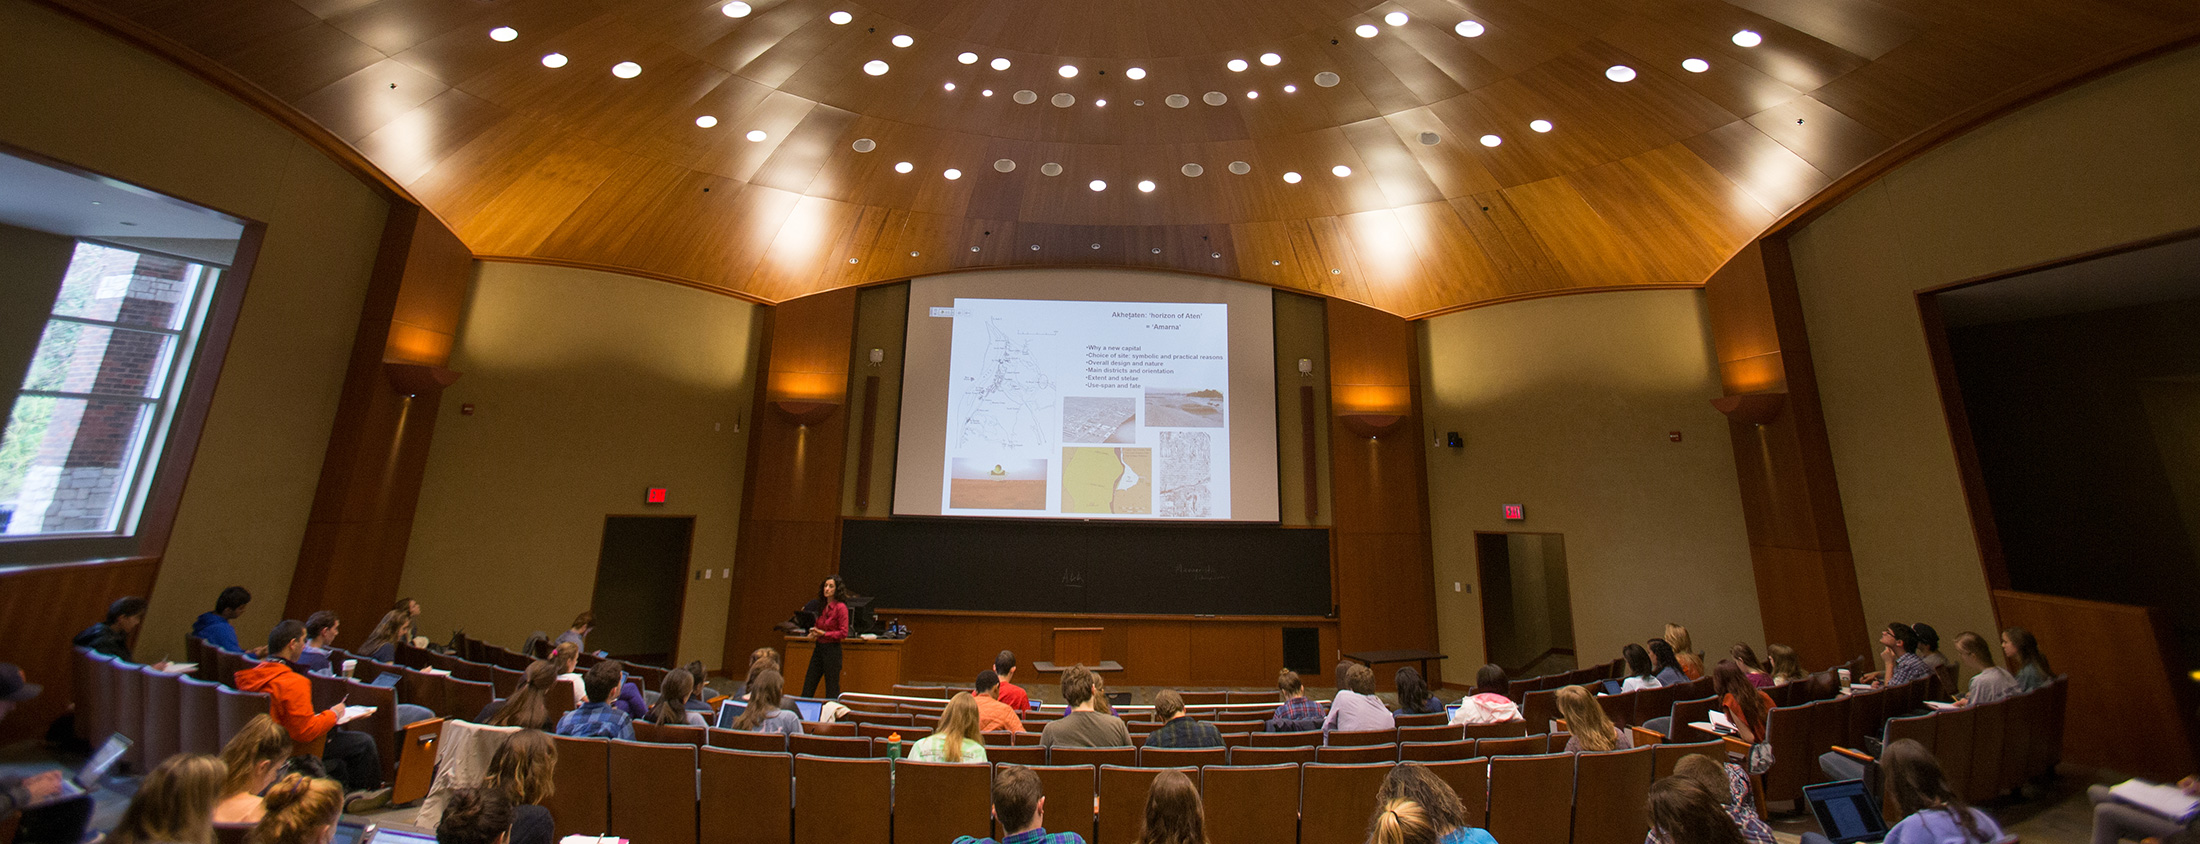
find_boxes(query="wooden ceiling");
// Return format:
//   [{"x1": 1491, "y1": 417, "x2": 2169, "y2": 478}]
[{"x1": 59, "y1": 0, "x2": 2200, "y2": 315}]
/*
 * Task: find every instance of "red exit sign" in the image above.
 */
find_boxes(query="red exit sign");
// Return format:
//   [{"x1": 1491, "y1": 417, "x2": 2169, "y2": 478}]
[
  {"x1": 645, "y1": 487, "x2": 668, "y2": 504},
  {"x1": 1502, "y1": 504, "x2": 1524, "y2": 520}
]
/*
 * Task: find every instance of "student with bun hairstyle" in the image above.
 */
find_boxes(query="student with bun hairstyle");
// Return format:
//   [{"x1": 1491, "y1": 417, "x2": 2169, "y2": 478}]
[
  {"x1": 215, "y1": 715, "x2": 293, "y2": 824},
  {"x1": 244, "y1": 775, "x2": 341, "y2": 844},
  {"x1": 108, "y1": 754, "x2": 225, "y2": 844},
  {"x1": 437, "y1": 787, "x2": 515, "y2": 844},
  {"x1": 482, "y1": 660, "x2": 561, "y2": 730},
  {"x1": 1369, "y1": 800, "x2": 1441, "y2": 844},
  {"x1": 1375, "y1": 762, "x2": 1497, "y2": 844}
]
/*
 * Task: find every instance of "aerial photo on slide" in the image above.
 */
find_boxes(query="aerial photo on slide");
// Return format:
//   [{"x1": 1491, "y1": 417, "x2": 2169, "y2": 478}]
[
  {"x1": 1144, "y1": 388, "x2": 1225, "y2": 428},
  {"x1": 1061, "y1": 396, "x2": 1138, "y2": 443},
  {"x1": 949, "y1": 457, "x2": 1048, "y2": 510}
]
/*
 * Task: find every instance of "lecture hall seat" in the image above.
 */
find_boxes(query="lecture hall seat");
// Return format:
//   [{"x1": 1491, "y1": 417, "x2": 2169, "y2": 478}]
[
  {"x1": 1571, "y1": 746, "x2": 1655, "y2": 844},
  {"x1": 793, "y1": 755, "x2": 889, "y2": 844},
  {"x1": 1422, "y1": 758, "x2": 1491, "y2": 828},
  {"x1": 608, "y1": 739, "x2": 699, "y2": 844},
  {"x1": 545, "y1": 736, "x2": 610, "y2": 839},
  {"x1": 891, "y1": 760, "x2": 992, "y2": 844},
  {"x1": 1096, "y1": 766, "x2": 1195, "y2": 844},
  {"x1": 1199, "y1": 763, "x2": 1300, "y2": 844},
  {"x1": 1248, "y1": 730, "x2": 1322, "y2": 747},
  {"x1": 1487, "y1": 753, "x2": 1576, "y2": 844},
  {"x1": 1227, "y1": 745, "x2": 1316, "y2": 765},
  {"x1": 176, "y1": 676, "x2": 222, "y2": 756},
  {"x1": 139, "y1": 667, "x2": 181, "y2": 768},
  {"x1": 1048, "y1": 746, "x2": 1137, "y2": 767},
  {"x1": 1136, "y1": 746, "x2": 1225, "y2": 768},
  {"x1": 1022, "y1": 765, "x2": 1098, "y2": 842},
  {"x1": 699, "y1": 747, "x2": 791, "y2": 844},
  {"x1": 1400, "y1": 740, "x2": 1478, "y2": 762},
  {"x1": 1298, "y1": 762, "x2": 1393, "y2": 844},
  {"x1": 1315, "y1": 743, "x2": 1398, "y2": 764}
]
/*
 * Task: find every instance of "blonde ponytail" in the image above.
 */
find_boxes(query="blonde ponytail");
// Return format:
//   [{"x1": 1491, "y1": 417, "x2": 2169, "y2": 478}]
[
  {"x1": 246, "y1": 774, "x2": 343, "y2": 844},
  {"x1": 1369, "y1": 799, "x2": 1439, "y2": 844}
]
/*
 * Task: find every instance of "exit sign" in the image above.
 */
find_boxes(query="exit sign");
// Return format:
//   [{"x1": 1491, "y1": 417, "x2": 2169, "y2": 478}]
[
  {"x1": 645, "y1": 487, "x2": 668, "y2": 504},
  {"x1": 1502, "y1": 504, "x2": 1524, "y2": 520}
]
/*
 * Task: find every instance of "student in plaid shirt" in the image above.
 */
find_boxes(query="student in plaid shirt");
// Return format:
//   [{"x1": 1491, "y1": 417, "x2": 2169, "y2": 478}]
[
  {"x1": 555, "y1": 662, "x2": 634, "y2": 741},
  {"x1": 1264, "y1": 669, "x2": 1324, "y2": 732},
  {"x1": 953, "y1": 764, "x2": 1085, "y2": 844}
]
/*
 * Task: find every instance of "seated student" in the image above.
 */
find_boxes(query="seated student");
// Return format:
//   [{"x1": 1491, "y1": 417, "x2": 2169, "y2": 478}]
[
  {"x1": 245, "y1": 774, "x2": 341, "y2": 844},
  {"x1": 1713, "y1": 660, "x2": 1775, "y2": 746},
  {"x1": 1557, "y1": 685, "x2": 1631, "y2": 752},
  {"x1": 106, "y1": 754, "x2": 224, "y2": 844},
  {"x1": 2089, "y1": 775, "x2": 2198, "y2": 844},
  {"x1": 1862, "y1": 622, "x2": 1931, "y2": 687},
  {"x1": 1144, "y1": 690, "x2": 1223, "y2": 748},
  {"x1": 953, "y1": 763, "x2": 1086, "y2": 844},
  {"x1": 194, "y1": 586, "x2": 254, "y2": 653},
  {"x1": 994, "y1": 650, "x2": 1033, "y2": 712},
  {"x1": 1, "y1": 663, "x2": 93, "y2": 844},
  {"x1": 728, "y1": 669, "x2": 803, "y2": 736},
  {"x1": 1731, "y1": 644, "x2": 1774, "y2": 688},
  {"x1": 1913, "y1": 623, "x2": 1947, "y2": 671},
  {"x1": 295, "y1": 612, "x2": 340, "y2": 674},
  {"x1": 911, "y1": 693, "x2": 989, "y2": 763},
  {"x1": 1450, "y1": 664, "x2": 1523, "y2": 726},
  {"x1": 481, "y1": 661, "x2": 562, "y2": 731},
  {"x1": 554, "y1": 612, "x2": 593, "y2": 650},
  {"x1": 1039, "y1": 665, "x2": 1131, "y2": 748},
  {"x1": 1766, "y1": 644, "x2": 1806, "y2": 687},
  {"x1": 548, "y1": 644, "x2": 647, "y2": 719},
  {"x1": 2003, "y1": 627, "x2": 2052, "y2": 692},
  {"x1": 1323, "y1": 663, "x2": 1396, "y2": 733},
  {"x1": 1133, "y1": 769, "x2": 1206, "y2": 844},
  {"x1": 1947, "y1": 632, "x2": 2017, "y2": 707},
  {"x1": 73, "y1": 596, "x2": 148, "y2": 661},
  {"x1": 555, "y1": 661, "x2": 635, "y2": 740},
  {"x1": 1375, "y1": 762, "x2": 1498, "y2": 844},
  {"x1": 354, "y1": 610, "x2": 412, "y2": 664},
  {"x1": 1647, "y1": 776, "x2": 1746, "y2": 844},
  {"x1": 481, "y1": 729, "x2": 557, "y2": 844},
  {"x1": 974, "y1": 670, "x2": 1026, "y2": 733},
  {"x1": 1666, "y1": 623, "x2": 1705, "y2": 681},
  {"x1": 1395, "y1": 667, "x2": 1445, "y2": 715},
  {"x1": 437, "y1": 787, "x2": 515, "y2": 844},
  {"x1": 645, "y1": 669, "x2": 709, "y2": 727},
  {"x1": 1265, "y1": 669, "x2": 1324, "y2": 732},
  {"x1": 739, "y1": 647, "x2": 781, "y2": 700},
  {"x1": 1665, "y1": 754, "x2": 1773, "y2": 844},
  {"x1": 214, "y1": 715, "x2": 293, "y2": 824},
  {"x1": 1807, "y1": 739, "x2": 2009, "y2": 844},
  {"x1": 1647, "y1": 640, "x2": 1688, "y2": 688},
  {"x1": 235, "y1": 620, "x2": 387, "y2": 808},
  {"x1": 1370, "y1": 800, "x2": 1442, "y2": 844},
  {"x1": 1618, "y1": 644, "x2": 1663, "y2": 692}
]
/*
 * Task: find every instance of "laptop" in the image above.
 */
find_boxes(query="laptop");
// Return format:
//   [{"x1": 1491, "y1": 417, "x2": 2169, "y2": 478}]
[
  {"x1": 1602, "y1": 679, "x2": 1627, "y2": 696},
  {"x1": 788, "y1": 697, "x2": 825, "y2": 722},
  {"x1": 363, "y1": 672, "x2": 401, "y2": 688},
  {"x1": 1804, "y1": 778, "x2": 1891, "y2": 844},
  {"x1": 715, "y1": 699, "x2": 748, "y2": 728},
  {"x1": 30, "y1": 735, "x2": 129, "y2": 806}
]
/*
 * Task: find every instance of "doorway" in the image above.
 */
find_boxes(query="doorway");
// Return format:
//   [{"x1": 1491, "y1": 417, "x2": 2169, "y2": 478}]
[
  {"x1": 1475, "y1": 531, "x2": 1576, "y2": 677},
  {"x1": 585, "y1": 516, "x2": 694, "y2": 666}
]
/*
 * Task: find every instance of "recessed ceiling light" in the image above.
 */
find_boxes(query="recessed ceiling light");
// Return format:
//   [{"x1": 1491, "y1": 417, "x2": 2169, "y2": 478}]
[
  {"x1": 1384, "y1": 11, "x2": 1409, "y2": 26},
  {"x1": 981, "y1": 89, "x2": 993, "y2": 96},
  {"x1": 1271, "y1": 260, "x2": 1282, "y2": 265},
  {"x1": 991, "y1": 57, "x2": 1011, "y2": 71},
  {"x1": 1283, "y1": 171, "x2": 1302, "y2": 183},
  {"x1": 849, "y1": 257, "x2": 859, "y2": 263},
  {"x1": 489, "y1": 26, "x2": 517, "y2": 41},
  {"x1": 1732, "y1": 29, "x2": 1762, "y2": 47},
  {"x1": 1151, "y1": 247, "x2": 1163, "y2": 254},
  {"x1": 909, "y1": 251, "x2": 920, "y2": 257},
  {"x1": 1094, "y1": 99, "x2": 1106, "y2": 107},
  {"x1": 612, "y1": 61, "x2": 642, "y2": 78},
  {"x1": 1228, "y1": 161, "x2": 1251, "y2": 174},
  {"x1": 1041, "y1": 163, "x2": 1063, "y2": 176},
  {"x1": 892, "y1": 34, "x2": 913, "y2": 48},
  {"x1": 1480, "y1": 134, "x2": 1502, "y2": 146},
  {"x1": 1605, "y1": 65, "x2": 1636, "y2": 82},
  {"x1": 1682, "y1": 57, "x2": 1710, "y2": 73},
  {"x1": 746, "y1": 129, "x2": 767, "y2": 142},
  {"x1": 1090, "y1": 243, "x2": 1103, "y2": 249},
  {"x1": 1529, "y1": 119, "x2": 1552, "y2": 132},
  {"x1": 1260, "y1": 52, "x2": 1281, "y2": 66},
  {"x1": 721, "y1": 1, "x2": 750, "y2": 16},
  {"x1": 894, "y1": 161, "x2": 914, "y2": 173},
  {"x1": 1182, "y1": 163, "x2": 1204, "y2": 176},
  {"x1": 1203, "y1": 91, "x2": 1226, "y2": 105},
  {"x1": 944, "y1": 169, "x2": 961, "y2": 180},
  {"x1": 958, "y1": 52, "x2": 978, "y2": 64},
  {"x1": 1058, "y1": 64, "x2": 1079, "y2": 78},
  {"x1": 1246, "y1": 90, "x2": 1258, "y2": 99},
  {"x1": 1126, "y1": 67, "x2": 1147, "y2": 80},
  {"x1": 1331, "y1": 165, "x2": 1351, "y2": 177},
  {"x1": 695, "y1": 115, "x2": 718, "y2": 128},
  {"x1": 1052, "y1": 93, "x2": 1075, "y2": 107},
  {"x1": 1227, "y1": 59, "x2": 1248, "y2": 72},
  {"x1": 1455, "y1": 20, "x2": 1485, "y2": 37},
  {"x1": 1283, "y1": 84, "x2": 1296, "y2": 93},
  {"x1": 863, "y1": 60, "x2": 889, "y2": 76},
  {"x1": 971, "y1": 246, "x2": 980, "y2": 252},
  {"x1": 1013, "y1": 90, "x2": 1038, "y2": 104},
  {"x1": 1030, "y1": 244, "x2": 1041, "y2": 251},
  {"x1": 541, "y1": 53, "x2": 568, "y2": 68},
  {"x1": 852, "y1": 138, "x2": 876, "y2": 152},
  {"x1": 994, "y1": 159, "x2": 1016, "y2": 172},
  {"x1": 1089, "y1": 180, "x2": 1107, "y2": 191},
  {"x1": 1355, "y1": 24, "x2": 1379, "y2": 38},
  {"x1": 1419, "y1": 131, "x2": 1440, "y2": 145},
  {"x1": 1133, "y1": 99, "x2": 1145, "y2": 105},
  {"x1": 944, "y1": 82, "x2": 956, "y2": 91},
  {"x1": 1137, "y1": 180, "x2": 1156, "y2": 192},
  {"x1": 1314, "y1": 71, "x2": 1340, "y2": 87},
  {"x1": 1211, "y1": 252, "x2": 1221, "y2": 258},
  {"x1": 1166, "y1": 94, "x2": 1190, "y2": 108},
  {"x1": 828, "y1": 10, "x2": 852, "y2": 24}
]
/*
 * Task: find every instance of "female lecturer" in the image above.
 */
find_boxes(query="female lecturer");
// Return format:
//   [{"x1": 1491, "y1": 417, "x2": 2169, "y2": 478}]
[{"x1": 801, "y1": 575, "x2": 850, "y2": 698}]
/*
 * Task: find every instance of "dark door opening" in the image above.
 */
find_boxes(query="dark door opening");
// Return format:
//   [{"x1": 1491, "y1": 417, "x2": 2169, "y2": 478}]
[
  {"x1": 1475, "y1": 531, "x2": 1576, "y2": 678},
  {"x1": 585, "y1": 516, "x2": 693, "y2": 666}
]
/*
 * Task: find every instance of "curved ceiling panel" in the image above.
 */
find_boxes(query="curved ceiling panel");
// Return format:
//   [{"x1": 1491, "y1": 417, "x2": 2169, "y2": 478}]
[{"x1": 62, "y1": 0, "x2": 2198, "y2": 314}]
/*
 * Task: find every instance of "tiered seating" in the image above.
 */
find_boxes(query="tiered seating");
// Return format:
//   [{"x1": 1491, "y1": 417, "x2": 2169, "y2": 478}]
[{"x1": 1842, "y1": 677, "x2": 2066, "y2": 803}]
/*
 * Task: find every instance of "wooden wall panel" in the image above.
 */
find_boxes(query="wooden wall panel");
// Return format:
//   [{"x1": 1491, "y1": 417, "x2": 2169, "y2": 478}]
[
  {"x1": 1993, "y1": 590, "x2": 2197, "y2": 779},
  {"x1": 0, "y1": 557, "x2": 159, "y2": 743},
  {"x1": 884, "y1": 610, "x2": 1340, "y2": 691}
]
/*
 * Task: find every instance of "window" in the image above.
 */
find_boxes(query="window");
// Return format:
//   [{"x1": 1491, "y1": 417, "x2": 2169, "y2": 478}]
[{"x1": 1, "y1": 241, "x2": 219, "y2": 536}]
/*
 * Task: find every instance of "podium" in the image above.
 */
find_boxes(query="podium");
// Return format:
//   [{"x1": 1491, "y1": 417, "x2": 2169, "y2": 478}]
[
  {"x1": 783, "y1": 635, "x2": 905, "y2": 695},
  {"x1": 1032, "y1": 627, "x2": 1123, "y2": 674}
]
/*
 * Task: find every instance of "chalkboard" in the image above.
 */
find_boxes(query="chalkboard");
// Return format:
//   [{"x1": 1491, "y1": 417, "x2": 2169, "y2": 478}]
[{"x1": 839, "y1": 519, "x2": 1332, "y2": 617}]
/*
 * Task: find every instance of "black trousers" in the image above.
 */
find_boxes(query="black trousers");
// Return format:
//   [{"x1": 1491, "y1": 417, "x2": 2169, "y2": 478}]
[
  {"x1": 10, "y1": 793, "x2": 91, "y2": 844},
  {"x1": 802, "y1": 641, "x2": 843, "y2": 698},
  {"x1": 321, "y1": 728, "x2": 382, "y2": 792}
]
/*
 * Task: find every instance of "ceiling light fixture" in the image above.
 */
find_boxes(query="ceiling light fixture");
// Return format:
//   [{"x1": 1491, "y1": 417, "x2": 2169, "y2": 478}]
[
  {"x1": 863, "y1": 60, "x2": 889, "y2": 76},
  {"x1": 612, "y1": 61, "x2": 642, "y2": 78},
  {"x1": 991, "y1": 57, "x2": 1011, "y2": 70},
  {"x1": 1126, "y1": 67, "x2": 1147, "y2": 80},
  {"x1": 1283, "y1": 171, "x2": 1302, "y2": 183},
  {"x1": 721, "y1": 1, "x2": 750, "y2": 16},
  {"x1": 982, "y1": 89, "x2": 993, "y2": 96},
  {"x1": 489, "y1": 26, "x2": 518, "y2": 41},
  {"x1": 944, "y1": 81, "x2": 956, "y2": 91},
  {"x1": 894, "y1": 161, "x2": 914, "y2": 173},
  {"x1": 1182, "y1": 163, "x2": 1204, "y2": 176},
  {"x1": 1095, "y1": 99, "x2": 1106, "y2": 107},
  {"x1": 1682, "y1": 57, "x2": 1710, "y2": 72},
  {"x1": 1058, "y1": 64, "x2": 1079, "y2": 77},
  {"x1": 1480, "y1": 134, "x2": 1502, "y2": 146},
  {"x1": 1529, "y1": 119, "x2": 1552, "y2": 132},
  {"x1": 1384, "y1": 11, "x2": 1409, "y2": 25},
  {"x1": 1227, "y1": 59, "x2": 1248, "y2": 72},
  {"x1": 892, "y1": 34, "x2": 913, "y2": 47},
  {"x1": 1331, "y1": 165, "x2": 1351, "y2": 177},
  {"x1": 1137, "y1": 180, "x2": 1156, "y2": 192},
  {"x1": 828, "y1": 10, "x2": 852, "y2": 24},
  {"x1": 1455, "y1": 20, "x2": 1485, "y2": 37},
  {"x1": 1166, "y1": 94, "x2": 1190, "y2": 108},
  {"x1": 695, "y1": 115, "x2": 718, "y2": 127},
  {"x1": 1355, "y1": 24, "x2": 1379, "y2": 37},
  {"x1": 541, "y1": 53, "x2": 568, "y2": 68},
  {"x1": 1204, "y1": 91, "x2": 1227, "y2": 105},
  {"x1": 1732, "y1": 29, "x2": 1763, "y2": 47},
  {"x1": 1014, "y1": 90, "x2": 1038, "y2": 104},
  {"x1": 1246, "y1": 90, "x2": 1258, "y2": 98},
  {"x1": 944, "y1": 169, "x2": 961, "y2": 180},
  {"x1": 958, "y1": 52, "x2": 978, "y2": 64},
  {"x1": 994, "y1": 159, "x2": 1016, "y2": 172},
  {"x1": 1089, "y1": 179, "x2": 1107, "y2": 191},
  {"x1": 1314, "y1": 71, "x2": 1339, "y2": 87},
  {"x1": 852, "y1": 138, "x2": 876, "y2": 152},
  {"x1": 1605, "y1": 65, "x2": 1636, "y2": 82},
  {"x1": 1261, "y1": 52, "x2": 1281, "y2": 66},
  {"x1": 746, "y1": 129, "x2": 767, "y2": 142},
  {"x1": 1052, "y1": 93, "x2": 1076, "y2": 107},
  {"x1": 1283, "y1": 84, "x2": 1297, "y2": 92},
  {"x1": 1228, "y1": 161, "x2": 1251, "y2": 174},
  {"x1": 1041, "y1": 163, "x2": 1063, "y2": 176}
]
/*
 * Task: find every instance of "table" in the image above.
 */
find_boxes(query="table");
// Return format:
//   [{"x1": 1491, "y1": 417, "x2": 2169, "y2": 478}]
[
  {"x1": 1342, "y1": 649, "x2": 1448, "y2": 682},
  {"x1": 784, "y1": 635, "x2": 905, "y2": 695}
]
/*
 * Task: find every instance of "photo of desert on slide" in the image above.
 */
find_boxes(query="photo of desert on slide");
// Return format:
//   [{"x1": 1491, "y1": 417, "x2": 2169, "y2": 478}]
[
  {"x1": 949, "y1": 458, "x2": 1048, "y2": 510},
  {"x1": 1144, "y1": 388, "x2": 1225, "y2": 428}
]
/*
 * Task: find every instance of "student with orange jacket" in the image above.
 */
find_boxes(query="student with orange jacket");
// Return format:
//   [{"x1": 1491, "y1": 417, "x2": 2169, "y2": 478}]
[{"x1": 234, "y1": 620, "x2": 387, "y2": 808}]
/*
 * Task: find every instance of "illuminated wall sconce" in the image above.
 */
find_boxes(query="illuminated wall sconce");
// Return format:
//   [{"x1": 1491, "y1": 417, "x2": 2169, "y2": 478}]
[
  {"x1": 382, "y1": 361, "x2": 462, "y2": 397},
  {"x1": 1297, "y1": 358, "x2": 1313, "y2": 376},
  {"x1": 1337, "y1": 413, "x2": 1405, "y2": 439},
  {"x1": 769, "y1": 399, "x2": 841, "y2": 426},
  {"x1": 1710, "y1": 391, "x2": 1787, "y2": 425},
  {"x1": 869, "y1": 348, "x2": 885, "y2": 366}
]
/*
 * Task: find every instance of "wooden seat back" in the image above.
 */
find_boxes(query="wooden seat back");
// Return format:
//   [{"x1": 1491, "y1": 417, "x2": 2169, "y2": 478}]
[
  {"x1": 1299, "y1": 762, "x2": 1393, "y2": 844},
  {"x1": 893, "y1": 760, "x2": 993, "y2": 843},
  {"x1": 788, "y1": 734, "x2": 872, "y2": 758},
  {"x1": 1487, "y1": 753, "x2": 1576, "y2": 844},
  {"x1": 1137, "y1": 746, "x2": 1225, "y2": 768},
  {"x1": 609, "y1": 739, "x2": 699, "y2": 844},
  {"x1": 1200, "y1": 763, "x2": 1299, "y2": 844},
  {"x1": 1097, "y1": 766, "x2": 1196, "y2": 844},
  {"x1": 1023, "y1": 765, "x2": 1097, "y2": 842},
  {"x1": 214, "y1": 685, "x2": 271, "y2": 748},
  {"x1": 1400, "y1": 740, "x2": 1477, "y2": 762},
  {"x1": 699, "y1": 747, "x2": 790, "y2": 844},
  {"x1": 793, "y1": 755, "x2": 889, "y2": 844},
  {"x1": 1249, "y1": 730, "x2": 1322, "y2": 747},
  {"x1": 176, "y1": 676, "x2": 222, "y2": 756},
  {"x1": 1049, "y1": 745, "x2": 1137, "y2": 767},
  {"x1": 1315, "y1": 743, "x2": 1398, "y2": 763},
  {"x1": 1571, "y1": 746, "x2": 1654, "y2": 844},
  {"x1": 1423, "y1": 758, "x2": 1490, "y2": 828},
  {"x1": 139, "y1": 667, "x2": 182, "y2": 767},
  {"x1": 545, "y1": 736, "x2": 611, "y2": 838},
  {"x1": 1229, "y1": 745, "x2": 1315, "y2": 765},
  {"x1": 1476, "y1": 735, "x2": 1549, "y2": 757}
]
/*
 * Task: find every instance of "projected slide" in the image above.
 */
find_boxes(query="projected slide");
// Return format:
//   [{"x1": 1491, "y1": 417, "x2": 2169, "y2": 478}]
[{"x1": 940, "y1": 298, "x2": 1232, "y2": 519}]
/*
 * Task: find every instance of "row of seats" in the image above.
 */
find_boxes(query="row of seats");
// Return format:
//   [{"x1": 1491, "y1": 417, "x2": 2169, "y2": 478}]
[
  {"x1": 633, "y1": 719, "x2": 1563, "y2": 765},
  {"x1": 1867, "y1": 679, "x2": 2067, "y2": 804},
  {"x1": 888, "y1": 684, "x2": 1285, "y2": 706}
]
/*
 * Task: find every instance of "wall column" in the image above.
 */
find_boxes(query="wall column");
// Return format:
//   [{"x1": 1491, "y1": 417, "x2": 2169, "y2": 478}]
[
  {"x1": 282, "y1": 204, "x2": 471, "y2": 645},
  {"x1": 1704, "y1": 239, "x2": 1871, "y2": 668},
  {"x1": 1326, "y1": 299, "x2": 1441, "y2": 686}
]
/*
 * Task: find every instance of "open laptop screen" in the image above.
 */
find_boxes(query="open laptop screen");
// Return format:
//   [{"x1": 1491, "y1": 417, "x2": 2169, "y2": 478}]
[
  {"x1": 790, "y1": 698, "x2": 824, "y2": 722},
  {"x1": 1804, "y1": 778, "x2": 1889, "y2": 844}
]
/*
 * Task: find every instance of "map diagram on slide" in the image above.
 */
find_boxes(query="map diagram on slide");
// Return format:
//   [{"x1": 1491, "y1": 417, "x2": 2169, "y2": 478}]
[
  {"x1": 1061, "y1": 447, "x2": 1152, "y2": 514},
  {"x1": 1159, "y1": 432, "x2": 1213, "y2": 517},
  {"x1": 954, "y1": 319, "x2": 1057, "y2": 451}
]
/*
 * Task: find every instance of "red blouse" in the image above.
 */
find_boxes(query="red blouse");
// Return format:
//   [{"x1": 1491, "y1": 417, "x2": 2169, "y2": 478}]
[{"x1": 814, "y1": 601, "x2": 849, "y2": 643}]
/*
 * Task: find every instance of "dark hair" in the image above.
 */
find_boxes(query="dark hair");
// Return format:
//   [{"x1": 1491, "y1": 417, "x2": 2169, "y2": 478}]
[
  {"x1": 1060, "y1": 665, "x2": 1096, "y2": 706},
  {"x1": 436, "y1": 787, "x2": 513, "y2": 844},
  {"x1": 1153, "y1": 689, "x2": 1185, "y2": 722},
  {"x1": 393, "y1": 598, "x2": 416, "y2": 614},
  {"x1": 357, "y1": 610, "x2": 411, "y2": 657},
  {"x1": 1472, "y1": 664, "x2": 1508, "y2": 696},
  {"x1": 994, "y1": 650, "x2": 1018, "y2": 674},
  {"x1": 732, "y1": 670, "x2": 785, "y2": 731},
  {"x1": 216, "y1": 586, "x2": 252, "y2": 614},
  {"x1": 991, "y1": 764, "x2": 1045, "y2": 833},
  {"x1": 583, "y1": 660, "x2": 623, "y2": 703},
  {"x1": 1137, "y1": 768, "x2": 1206, "y2": 844},
  {"x1": 486, "y1": 661, "x2": 558, "y2": 729},
  {"x1": 977, "y1": 670, "x2": 1001, "y2": 695},
  {"x1": 266, "y1": 620, "x2": 306, "y2": 654},
  {"x1": 1375, "y1": 762, "x2": 1471, "y2": 835},
  {"x1": 1277, "y1": 669, "x2": 1303, "y2": 696},
  {"x1": 1886, "y1": 622, "x2": 1918, "y2": 653},
  {"x1": 2003, "y1": 627, "x2": 2050, "y2": 675},
  {"x1": 108, "y1": 596, "x2": 149, "y2": 624},
  {"x1": 1623, "y1": 644, "x2": 1657, "y2": 679},
  {"x1": 1712, "y1": 659, "x2": 1767, "y2": 734},
  {"x1": 1647, "y1": 639, "x2": 1680, "y2": 674},
  {"x1": 1729, "y1": 643, "x2": 1764, "y2": 673},
  {"x1": 683, "y1": 661, "x2": 708, "y2": 698},
  {"x1": 1911, "y1": 623, "x2": 1940, "y2": 652},
  {"x1": 304, "y1": 612, "x2": 338, "y2": 640},
  {"x1": 482, "y1": 729, "x2": 556, "y2": 806},
  {"x1": 1647, "y1": 776, "x2": 1747, "y2": 844},
  {"x1": 570, "y1": 611, "x2": 594, "y2": 631},
  {"x1": 648, "y1": 669, "x2": 696, "y2": 726},
  {"x1": 1884, "y1": 738, "x2": 1989, "y2": 843},
  {"x1": 820, "y1": 575, "x2": 849, "y2": 605},
  {"x1": 1395, "y1": 667, "x2": 1435, "y2": 712}
]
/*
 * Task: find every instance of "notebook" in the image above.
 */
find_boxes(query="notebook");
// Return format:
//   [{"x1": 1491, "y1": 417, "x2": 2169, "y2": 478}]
[
  {"x1": 29, "y1": 735, "x2": 130, "y2": 806},
  {"x1": 1804, "y1": 778, "x2": 1890, "y2": 844},
  {"x1": 2108, "y1": 779, "x2": 2200, "y2": 822}
]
